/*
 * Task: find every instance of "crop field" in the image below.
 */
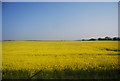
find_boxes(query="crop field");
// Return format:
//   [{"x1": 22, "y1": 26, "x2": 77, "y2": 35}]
[{"x1": 2, "y1": 41, "x2": 120, "y2": 79}]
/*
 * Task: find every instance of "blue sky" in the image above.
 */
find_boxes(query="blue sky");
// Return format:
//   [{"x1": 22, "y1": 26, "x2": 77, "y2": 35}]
[
  {"x1": 3, "y1": 2, "x2": 118, "y2": 40},
  {"x1": 0, "y1": 2, "x2": 2, "y2": 41}
]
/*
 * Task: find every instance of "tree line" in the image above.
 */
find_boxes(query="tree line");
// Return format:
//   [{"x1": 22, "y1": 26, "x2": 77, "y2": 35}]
[{"x1": 82, "y1": 37, "x2": 120, "y2": 41}]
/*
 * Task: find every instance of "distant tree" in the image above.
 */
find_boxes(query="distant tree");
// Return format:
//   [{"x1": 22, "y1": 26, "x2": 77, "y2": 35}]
[
  {"x1": 98, "y1": 38, "x2": 101, "y2": 40},
  {"x1": 89, "y1": 38, "x2": 96, "y2": 41},
  {"x1": 118, "y1": 37, "x2": 120, "y2": 40},
  {"x1": 113, "y1": 37, "x2": 118, "y2": 40},
  {"x1": 82, "y1": 39, "x2": 85, "y2": 41},
  {"x1": 113, "y1": 37, "x2": 120, "y2": 41},
  {"x1": 104, "y1": 37, "x2": 112, "y2": 40},
  {"x1": 98, "y1": 38, "x2": 105, "y2": 40}
]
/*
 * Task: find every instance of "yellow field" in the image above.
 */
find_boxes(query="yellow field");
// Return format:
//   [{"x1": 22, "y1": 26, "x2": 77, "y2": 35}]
[{"x1": 2, "y1": 41, "x2": 120, "y2": 79}]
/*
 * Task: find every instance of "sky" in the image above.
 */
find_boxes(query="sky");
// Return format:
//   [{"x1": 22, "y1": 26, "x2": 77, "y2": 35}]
[
  {"x1": 0, "y1": 2, "x2": 2, "y2": 41},
  {"x1": 2, "y1": 0, "x2": 120, "y2": 2},
  {"x1": 2, "y1": 2, "x2": 118, "y2": 40}
]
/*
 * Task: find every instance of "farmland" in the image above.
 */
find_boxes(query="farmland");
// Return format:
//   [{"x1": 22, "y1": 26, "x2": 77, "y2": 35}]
[{"x1": 2, "y1": 41, "x2": 120, "y2": 79}]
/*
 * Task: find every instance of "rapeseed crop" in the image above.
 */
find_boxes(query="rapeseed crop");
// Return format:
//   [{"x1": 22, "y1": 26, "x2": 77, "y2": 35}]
[{"x1": 2, "y1": 41, "x2": 119, "y2": 79}]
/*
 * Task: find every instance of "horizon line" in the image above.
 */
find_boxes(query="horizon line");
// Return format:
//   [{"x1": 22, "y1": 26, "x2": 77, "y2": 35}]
[{"x1": 2, "y1": 36, "x2": 120, "y2": 41}]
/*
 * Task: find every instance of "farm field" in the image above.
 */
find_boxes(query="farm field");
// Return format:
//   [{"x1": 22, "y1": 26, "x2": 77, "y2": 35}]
[{"x1": 2, "y1": 41, "x2": 120, "y2": 79}]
